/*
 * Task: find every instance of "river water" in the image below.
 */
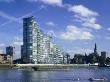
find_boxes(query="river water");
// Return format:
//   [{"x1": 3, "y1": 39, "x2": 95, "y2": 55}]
[{"x1": 0, "y1": 67, "x2": 110, "y2": 82}]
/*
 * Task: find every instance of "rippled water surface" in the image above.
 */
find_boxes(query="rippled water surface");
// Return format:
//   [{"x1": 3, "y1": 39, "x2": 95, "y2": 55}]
[{"x1": 0, "y1": 67, "x2": 110, "y2": 82}]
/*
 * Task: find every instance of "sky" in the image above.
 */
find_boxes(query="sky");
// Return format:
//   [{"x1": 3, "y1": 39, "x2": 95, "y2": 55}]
[{"x1": 0, "y1": 0, "x2": 110, "y2": 59}]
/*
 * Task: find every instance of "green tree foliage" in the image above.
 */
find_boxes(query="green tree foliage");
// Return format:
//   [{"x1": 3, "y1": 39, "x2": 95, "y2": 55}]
[{"x1": 106, "y1": 57, "x2": 110, "y2": 65}]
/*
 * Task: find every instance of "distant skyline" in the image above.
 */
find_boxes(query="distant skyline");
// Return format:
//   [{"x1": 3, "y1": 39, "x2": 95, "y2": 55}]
[{"x1": 0, "y1": 0, "x2": 110, "y2": 59}]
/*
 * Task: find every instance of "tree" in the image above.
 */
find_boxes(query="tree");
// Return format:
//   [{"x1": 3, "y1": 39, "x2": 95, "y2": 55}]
[
  {"x1": 74, "y1": 54, "x2": 85, "y2": 64},
  {"x1": 88, "y1": 53, "x2": 99, "y2": 64},
  {"x1": 106, "y1": 57, "x2": 110, "y2": 65}
]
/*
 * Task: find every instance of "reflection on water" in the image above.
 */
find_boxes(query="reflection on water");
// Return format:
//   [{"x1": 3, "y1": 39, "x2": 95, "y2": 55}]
[{"x1": 0, "y1": 67, "x2": 110, "y2": 82}]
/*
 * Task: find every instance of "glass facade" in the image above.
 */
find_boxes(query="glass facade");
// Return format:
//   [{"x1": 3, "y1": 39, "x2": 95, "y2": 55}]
[
  {"x1": 22, "y1": 16, "x2": 70, "y2": 64},
  {"x1": 6, "y1": 46, "x2": 14, "y2": 56}
]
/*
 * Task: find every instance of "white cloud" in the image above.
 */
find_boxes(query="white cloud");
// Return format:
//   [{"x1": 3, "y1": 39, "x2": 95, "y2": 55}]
[
  {"x1": 69, "y1": 5, "x2": 98, "y2": 17},
  {"x1": 14, "y1": 36, "x2": 22, "y2": 41},
  {"x1": 41, "y1": 0, "x2": 63, "y2": 6},
  {"x1": 0, "y1": 48, "x2": 4, "y2": 54},
  {"x1": 81, "y1": 17, "x2": 102, "y2": 30},
  {"x1": 0, "y1": 11, "x2": 22, "y2": 23},
  {"x1": 67, "y1": 48, "x2": 93, "y2": 57},
  {"x1": 13, "y1": 42, "x2": 23, "y2": 46},
  {"x1": 69, "y1": 5, "x2": 102, "y2": 30},
  {"x1": 74, "y1": 48, "x2": 93, "y2": 54},
  {"x1": 28, "y1": 0, "x2": 63, "y2": 7},
  {"x1": 0, "y1": 11, "x2": 36, "y2": 27},
  {"x1": 107, "y1": 28, "x2": 110, "y2": 31},
  {"x1": 82, "y1": 21, "x2": 102, "y2": 30},
  {"x1": 0, "y1": 0, "x2": 14, "y2": 3},
  {"x1": 10, "y1": 37, "x2": 23, "y2": 59},
  {"x1": 46, "y1": 21, "x2": 56, "y2": 26},
  {"x1": 13, "y1": 36, "x2": 23, "y2": 46},
  {"x1": 47, "y1": 30, "x2": 56, "y2": 37},
  {"x1": 0, "y1": 20, "x2": 12, "y2": 28},
  {"x1": 60, "y1": 25, "x2": 94, "y2": 40},
  {"x1": 105, "y1": 36, "x2": 110, "y2": 40},
  {"x1": 27, "y1": 0, "x2": 38, "y2": 2},
  {"x1": 0, "y1": 43, "x2": 5, "y2": 47},
  {"x1": 39, "y1": 5, "x2": 47, "y2": 9}
]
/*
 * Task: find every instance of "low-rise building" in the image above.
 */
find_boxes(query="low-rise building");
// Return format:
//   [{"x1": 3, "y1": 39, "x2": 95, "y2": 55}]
[{"x1": 0, "y1": 54, "x2": 7, "y2": 64}]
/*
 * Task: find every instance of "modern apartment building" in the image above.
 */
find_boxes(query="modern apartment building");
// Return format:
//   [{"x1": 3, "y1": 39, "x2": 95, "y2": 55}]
[
  {"x1": 6, "y1": 46, "x2": 14, "y2": 56},
  {"x1": 22, "y1": 16, "x2": 70, "y2": 64},
  {"x1": 22, "y1": 16, "x2": 38, "y2": 63}
]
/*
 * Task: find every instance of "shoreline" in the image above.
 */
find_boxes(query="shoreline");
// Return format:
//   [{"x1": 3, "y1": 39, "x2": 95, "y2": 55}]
[{"x1": 0, "y1": 64, "x2": 108, "y2": 71}]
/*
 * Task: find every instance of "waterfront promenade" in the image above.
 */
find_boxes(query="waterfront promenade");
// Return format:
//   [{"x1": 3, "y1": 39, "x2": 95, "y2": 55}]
[{"x1": 0, "y1": 64, "x2": 89, "y2": 70}]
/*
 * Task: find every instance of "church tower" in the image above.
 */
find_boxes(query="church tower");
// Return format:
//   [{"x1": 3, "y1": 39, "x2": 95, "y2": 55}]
[{"x1": 94, "y1": 43, "x2": 98, "y2": 55}]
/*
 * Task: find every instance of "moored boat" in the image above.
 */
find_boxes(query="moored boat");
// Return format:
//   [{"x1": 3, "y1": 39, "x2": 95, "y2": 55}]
[{"x1": 88, "y1": 78, "x2": 106, "y2": 81}]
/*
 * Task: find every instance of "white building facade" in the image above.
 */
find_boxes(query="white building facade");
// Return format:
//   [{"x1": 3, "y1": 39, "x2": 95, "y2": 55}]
[{"x1": 22, "y1": 16, "x2": 70, "y2": 64}]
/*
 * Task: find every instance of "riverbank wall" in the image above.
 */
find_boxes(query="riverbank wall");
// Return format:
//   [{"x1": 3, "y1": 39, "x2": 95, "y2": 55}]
[{"x1": 0, "y1": 64, "x2": 90, "y2": 70}]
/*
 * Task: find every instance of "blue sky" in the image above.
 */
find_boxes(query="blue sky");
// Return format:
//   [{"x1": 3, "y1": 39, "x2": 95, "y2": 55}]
[{"x1": 0, "y1": 0, "x2": 110, "y2": 59}]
